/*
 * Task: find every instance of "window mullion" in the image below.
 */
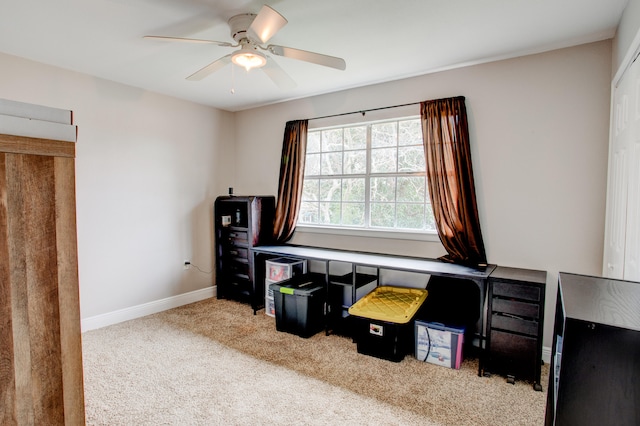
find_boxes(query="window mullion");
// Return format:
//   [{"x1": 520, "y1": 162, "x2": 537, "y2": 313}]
[
  {"x1": 340, "y1": 128, "x2": 345, "y2": 226},
  {"x1": 394, "y1": 121, "x2": 399, "y2": 228},
  {"x1": 364, "y1": 123, "x2": 372, "y2": 227}
]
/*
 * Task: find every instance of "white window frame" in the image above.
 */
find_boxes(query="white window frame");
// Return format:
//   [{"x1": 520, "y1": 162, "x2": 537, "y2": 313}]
[{"x1": 297, "y1": 114, "x2": 439, "y2": 242}]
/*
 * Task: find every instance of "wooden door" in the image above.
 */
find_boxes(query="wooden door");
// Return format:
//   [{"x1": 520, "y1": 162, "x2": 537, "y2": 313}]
[{"x1": 0, "y1": 135, "x2": 85, "y2": 425}]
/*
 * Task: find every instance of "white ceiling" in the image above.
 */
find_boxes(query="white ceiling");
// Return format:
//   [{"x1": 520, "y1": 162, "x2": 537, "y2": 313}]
[{"x1": 0, "y1": 0, "x2": 628, "y2": 112}]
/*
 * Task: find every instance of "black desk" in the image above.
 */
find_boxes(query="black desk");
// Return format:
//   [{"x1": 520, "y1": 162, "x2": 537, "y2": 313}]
[{"x1": 252, "y1": 244, "x2": 496, "y2": 374}]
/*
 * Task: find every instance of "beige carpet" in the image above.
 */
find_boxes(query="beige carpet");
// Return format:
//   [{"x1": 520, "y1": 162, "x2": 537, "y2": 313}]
[{"x1": 82, "y1": 297, "x2": 548, "y2": 425}]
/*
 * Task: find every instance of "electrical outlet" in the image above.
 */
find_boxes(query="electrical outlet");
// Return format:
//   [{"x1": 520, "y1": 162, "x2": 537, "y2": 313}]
[{"x1": 184, "y1": 261, "x2": 190, "y2": 270}]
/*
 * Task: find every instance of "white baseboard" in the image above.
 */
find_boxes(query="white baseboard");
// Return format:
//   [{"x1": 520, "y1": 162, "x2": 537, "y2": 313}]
[
  {"x1": 542, "y1": 346, "x2": 551, "y2": 364},
  {"x1": 81, "y1": 286, "x2": 216, "y2": 332}
]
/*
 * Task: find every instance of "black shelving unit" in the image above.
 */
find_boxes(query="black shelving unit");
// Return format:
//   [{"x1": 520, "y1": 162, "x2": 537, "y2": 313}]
[{"x1": 214, "y1": 195, "x2": 275, "y2": 313}]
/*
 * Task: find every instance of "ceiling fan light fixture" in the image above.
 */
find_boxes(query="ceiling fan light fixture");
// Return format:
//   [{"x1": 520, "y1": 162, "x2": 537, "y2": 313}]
[{"x1": 231, "y1": 48, "x2": 267, "y2": 71}]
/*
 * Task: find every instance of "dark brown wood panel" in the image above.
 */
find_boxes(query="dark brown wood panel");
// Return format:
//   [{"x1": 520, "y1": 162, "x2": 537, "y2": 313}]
[
  {"x1": 24, "y1": 154, "x2": 64, "y2": 424},
  {"x1": 489, "y1": 329, "x2": 537, "y2": 380},
  {"x1": 6, "y1": 153, "x2": 35, "y2": 423},
  {"x1": 54, "y1": 157, "x2": 84, "y2": 426},
  {"x1": 0, "y1": 134, "x2": 75, "y2": 158},
  {"x1": 1, "y1": 137, "x2": 84, "y2": 425},
  {"x1": 9, "y1": 154, "x2": 62, "y2": 424},
  {"x1": 0, "y1": 153, "x2": 18, "y2": 425},
  {"x1": 491, "y1": 313, "x2": 538, "y2": 336},
  {"x1": 492, "y1": 298, "x2": 540, "y2": 319},
  {"x1": 0, "y1": 305, "x2": 17, "y2": 425},
  {"x1": 492, "y1": 281, "x2": 540, "y2": 301}
]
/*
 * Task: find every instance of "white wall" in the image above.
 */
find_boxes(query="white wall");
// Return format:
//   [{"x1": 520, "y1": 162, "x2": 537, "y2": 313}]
[
  {"x1": 614, "y1": 0, "x2": 640, "y2": 73},
  {"x1": 0, "y1": 52, "x2": 234, "y2": 322},
  {"x1": 234, "y1": 41, "x2": 613, "y2": 348}
]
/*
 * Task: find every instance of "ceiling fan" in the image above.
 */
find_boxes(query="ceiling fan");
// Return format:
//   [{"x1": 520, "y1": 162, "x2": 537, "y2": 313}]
[{"x1": 144, "y1": 5, "x2": 346, "y2": 89}]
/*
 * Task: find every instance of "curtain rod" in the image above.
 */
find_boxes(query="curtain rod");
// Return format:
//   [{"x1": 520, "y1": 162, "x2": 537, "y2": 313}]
[{"x1": 305, "y1": 101, "x2": 422, "y2": 121}]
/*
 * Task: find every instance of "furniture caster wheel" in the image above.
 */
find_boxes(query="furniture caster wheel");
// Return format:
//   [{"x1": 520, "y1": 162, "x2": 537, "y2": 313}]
[
  {"x1": 483, "y1": 372, "x2": 492, "y2": 378},
  {"x1": 506, "y1": 375, "x2": 515, "y2": 385},
  {"x1": 534, "y1": 383, "x2": 543, "y2": 392}
]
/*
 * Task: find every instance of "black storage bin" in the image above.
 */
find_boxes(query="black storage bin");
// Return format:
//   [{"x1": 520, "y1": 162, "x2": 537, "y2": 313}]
[
  {"x1": 353, "y1": 318, "x2": 415, "y2": 362},
  {"x1": 270, "y1": 273, "x2": 326, "y2": 338},
  {"x1": 348, "y1": 286, "x2": 428, "y2": 362}
]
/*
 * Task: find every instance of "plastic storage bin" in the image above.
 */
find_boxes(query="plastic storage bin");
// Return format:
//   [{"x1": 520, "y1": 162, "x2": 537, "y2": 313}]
[
  {"x1": 270, "y1": 273, "x2": 326, "y2": 338},
  {"x1": 264, "y1": 257, "x2": 306, "y2": 317},
  {"x1": 415, "y1": 321, "x2": 465, "y2": 369},
  {"x1": 266, "y1": 257, "x2": 306, "y2": 282},
  {"x1": 348, "y1": 286, "x2": 428, "y2": 362},
  {"x1": 265, "y1": 279, "x2": 277, "y2": 317}
]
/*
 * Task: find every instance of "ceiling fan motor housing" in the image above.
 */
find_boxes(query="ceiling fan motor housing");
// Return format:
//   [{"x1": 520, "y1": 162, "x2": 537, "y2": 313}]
[{"x1": 228, "y1": 13, "x2": 257, "y2": 43}]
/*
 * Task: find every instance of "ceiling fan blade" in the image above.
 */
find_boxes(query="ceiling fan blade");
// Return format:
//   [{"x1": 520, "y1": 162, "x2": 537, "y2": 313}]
[
  {"x1": 247, "y1": 5, "x2": 287, "y2": 44},
  {"x1": 144, "y1": 35, "x2": 233, "y2": 47},
  {"x1": 261, "y1": 57, "x2": 297, "y2": 90},
  {"x1": 267, "y1": 45, "x2": 346, "y2": 70},
  {"x1": 186, "y1": 55, "x2": 232, "y2": 81}
]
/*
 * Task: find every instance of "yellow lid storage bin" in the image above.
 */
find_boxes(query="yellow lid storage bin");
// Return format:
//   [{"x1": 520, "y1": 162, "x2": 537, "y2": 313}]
[
  {"x1": 348, "y1": 286, "x2": 428, "y2": 362},
  {"x1": 348, "y1": 286, "x2": 428, "y2": 324}
]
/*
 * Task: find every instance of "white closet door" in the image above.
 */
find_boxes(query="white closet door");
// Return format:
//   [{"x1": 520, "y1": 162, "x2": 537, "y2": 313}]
[
  {"x1": 604, "y1": 61, "x2": 633, "y2": 278},
  {"x1": 624, "y1": 67, "x2": 640, "y2": 281},
  {"x1": 604, "y1": 55, "x2": 640, "y2": 281}
]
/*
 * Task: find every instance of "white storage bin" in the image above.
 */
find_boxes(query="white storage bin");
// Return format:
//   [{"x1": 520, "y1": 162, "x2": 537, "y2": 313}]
[
  {"x1": 265, "y1": 295, "x2": 276, "y2": 317},
  {"x1": 265, "y1": 257, "x2": 306, "y2": 282},
  {"x1": 266, "y1": 278, "x2": 278, "y2": 299}
]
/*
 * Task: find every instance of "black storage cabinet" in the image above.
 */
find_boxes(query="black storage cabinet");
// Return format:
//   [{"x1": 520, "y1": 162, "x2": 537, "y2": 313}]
[
  {"x1": 545, "y1": 273, "x2": 640, "y2": 426},
  {"x1": 214, "y1": 195, "x2": 275, "y2": 314},
  {"x1": 485, "y1": 266, "x2": 546, "y2": 390}
]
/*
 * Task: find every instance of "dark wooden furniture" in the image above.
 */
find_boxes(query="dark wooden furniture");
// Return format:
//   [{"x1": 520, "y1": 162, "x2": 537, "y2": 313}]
[
  {"x1": 328, "y1": 271, "x2": 378, "y2": 334},
  {"x1": 485, "y1": 266, "x2": 546, "y2": 390},
  {"x1": 251, "y1": 244, "x2": 496, "y2": 374},
  {"x1": 214, "y1": 195, "x2": 275, "y2": 313},
  {"x1": 545, "y1": 273, "x2": 640, "y2": 426},
  {"x1": 0, "y1": 133, "x2": 85, "y2": 424}
]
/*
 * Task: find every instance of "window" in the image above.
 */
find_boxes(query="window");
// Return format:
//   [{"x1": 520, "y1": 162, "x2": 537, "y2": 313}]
[{"x1": 299, "y1": 117, "x2": 436, "y2": 234}]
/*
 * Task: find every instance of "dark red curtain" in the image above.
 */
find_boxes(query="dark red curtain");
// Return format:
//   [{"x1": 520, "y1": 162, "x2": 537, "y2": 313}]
[
  {"x1": 273, "y1": 120, "x2": 308, "y2": 243},
  {"x1": 420, "y1": 97, "x2": 487, "y2": 265}
]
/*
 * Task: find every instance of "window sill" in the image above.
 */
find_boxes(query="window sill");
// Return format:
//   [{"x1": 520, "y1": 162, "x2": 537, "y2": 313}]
[{"x1": 294, "y1": 224, "x2": 441, "y2": 243}]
